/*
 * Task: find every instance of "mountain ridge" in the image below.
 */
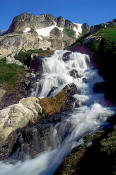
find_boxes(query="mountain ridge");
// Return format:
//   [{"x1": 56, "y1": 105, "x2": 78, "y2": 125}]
[{"x1": 0, "y1": 13, "x2": 89, "y2": 63}]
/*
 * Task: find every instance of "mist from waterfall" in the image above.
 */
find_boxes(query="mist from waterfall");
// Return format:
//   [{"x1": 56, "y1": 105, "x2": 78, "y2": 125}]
[{"x1": 0, "y1": 50, "x2": 115, "y2": 175}]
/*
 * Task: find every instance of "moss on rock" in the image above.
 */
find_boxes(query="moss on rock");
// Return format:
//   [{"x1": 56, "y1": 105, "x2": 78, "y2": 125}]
[{"x1": 40, "y1": 91, "x2": 67, "y2": 117}]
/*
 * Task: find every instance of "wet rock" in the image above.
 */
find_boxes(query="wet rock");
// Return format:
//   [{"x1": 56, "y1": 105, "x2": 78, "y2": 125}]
[
  {"x1": 63, "y1": 83, "x2": 79, "y2": 96},
  {"x1": 62, "y1": 51, "x2": 71, "y2": 61},
  {"x1": 62, "y1": 83, "x2": 79, "y2": 110},
  {"x1": 47, "y1": 87, "x2": 58, "y2": 97},
  {"x1": 9, "y1": 122, "x2": 62, "y2": 160},
  {"x1": 30, "y1": 53, "x2": 44, "y2": 72},
  {"x1": 82, "y1": 78, "x2": 87, "y2": 83},
  {"x1": 69, "y1": 69, "x2": 79, "y2": 78}
]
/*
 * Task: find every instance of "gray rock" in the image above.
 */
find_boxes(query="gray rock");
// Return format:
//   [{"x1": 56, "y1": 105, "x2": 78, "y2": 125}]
[
  {"x1": 0, "y1": 89, "x2": 6, "y2": 102},
  {"x1": 7, "y1": 13, "x2": 55, "y2": 33}
]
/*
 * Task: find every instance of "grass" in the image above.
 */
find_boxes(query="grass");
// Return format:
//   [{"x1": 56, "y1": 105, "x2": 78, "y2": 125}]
[
  {"x1": 0, "y1": 59, "x2": 26, "y2": 89},
  {"x1": 96, "y1": 26, "x2": 116, "y2": 42},
  {"x1": 87, "y1": 26, "x2": 116, "y2": 53}
]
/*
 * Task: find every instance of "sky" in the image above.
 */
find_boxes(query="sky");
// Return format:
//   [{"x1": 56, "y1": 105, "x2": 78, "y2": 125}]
[{"x1": 0, "y1": 0, "x2": 116, "y2": 30}]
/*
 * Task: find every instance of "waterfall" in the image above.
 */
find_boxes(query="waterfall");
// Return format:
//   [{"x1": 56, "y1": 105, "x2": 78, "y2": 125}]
[{"x1": 0, "y1": 50, "x2": 115, "y2": 175}]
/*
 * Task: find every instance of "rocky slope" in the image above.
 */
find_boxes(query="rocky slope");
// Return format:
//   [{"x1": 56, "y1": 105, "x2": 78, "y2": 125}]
[{"x1": 0, "y1": 13, "x2": 89, "y2": 62}]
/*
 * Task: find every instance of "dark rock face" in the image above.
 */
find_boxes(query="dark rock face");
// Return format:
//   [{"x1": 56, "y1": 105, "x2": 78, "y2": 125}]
[
  {"x1": 56, "y1": 16, "x2": 65, "y2": 27},
  {"x1": 82, "y1": 23, "x2": 90, "y2": 35},
  {"x1": 90, "y1": 21, "x2": 116, "y2": 33},
  {"x1": 65, "y1": 20, "x2": 75, "y2": 29},
  {"x1": 30, "y1": 53, "x2": 44, "y2": 72},
  {"x1": 94, "y1": 81, "x2": 116, "y2": 103},
  {"x1": 69, "y1": 69, "x2": 79, "y2": 78}
]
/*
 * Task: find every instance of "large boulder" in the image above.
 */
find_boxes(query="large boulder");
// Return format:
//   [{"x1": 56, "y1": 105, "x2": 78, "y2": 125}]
[
  {"x1": 0, "y1": 97, "x2": 42, "y2": 144},
  {"x1": 0, "y1": 97, "x2": 43, "y2": 160}
]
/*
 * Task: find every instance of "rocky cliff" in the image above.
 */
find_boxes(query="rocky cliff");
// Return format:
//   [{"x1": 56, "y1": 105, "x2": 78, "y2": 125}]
[
  {"x1": 90, "y1": 19, "x2": 116, "y2": 33},
  {"x1": 0, "y1": 13, "x2": 89, "y2": 62}
]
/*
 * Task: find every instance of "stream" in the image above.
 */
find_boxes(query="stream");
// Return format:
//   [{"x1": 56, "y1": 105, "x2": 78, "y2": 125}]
[{"x1": 0, "y1": 50, "x2": 115, "y2": 175}]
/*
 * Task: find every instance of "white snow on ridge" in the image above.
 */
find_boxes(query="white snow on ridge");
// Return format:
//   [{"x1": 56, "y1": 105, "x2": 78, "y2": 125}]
[
  {"x1": 35, "y1": 22, "x2": 64, "y2": 38},
  {"x1": 73, "y1": 23, "x2": 82, "y2": 38},
  {"x1": 23, "y1": 22, "x2": 82, "y2": 39},
  {"x1": 23, "y1": 27, "x2": 31, "y2": 33}
]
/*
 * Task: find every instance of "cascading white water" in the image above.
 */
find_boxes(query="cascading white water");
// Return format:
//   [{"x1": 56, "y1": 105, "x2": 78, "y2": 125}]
[
  {"x1": 32, "y1": 50, "x2": 90, "y2": 97},
  {"x1": 0, "y1": 50, "x2": 115, "y2": 175}
]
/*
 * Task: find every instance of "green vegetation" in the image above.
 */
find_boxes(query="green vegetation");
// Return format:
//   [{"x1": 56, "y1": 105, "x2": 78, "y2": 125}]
[
  {"x1": 52, "y1": 27, "x2": 61, "y2": 35},
  {"x1": 96, "y1": 26, "x2": 116, "y2": 42},
  {"x1": 15, "y1": 49, "x2": 53, "y2": 65},
  {"x1": 0, "y1": 59, "x2": 26, "y2": 89},
  {"x1": 72, "y1": 32, "x2": 91, "y2": 46},
  {"x1": 84, "y1": 26, "x2": 116, "y2": 53},
  {"x1": 65, "y1": 28, "x2": 75, "y2": 38}
]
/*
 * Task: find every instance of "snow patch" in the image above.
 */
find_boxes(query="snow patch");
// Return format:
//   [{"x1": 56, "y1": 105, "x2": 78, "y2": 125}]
[
  {"x1": 36, "y1": 25, "x2": 56, "y2": 37},
  {"x1": 23, "y1": 28, "x2": 31, "y2": 33},
  {"x1": 73, "y1": 23, "x2": 82, "y2": 38},
  {"x1": 35, "y1": 22, "x2": 64, "y2": 38}
]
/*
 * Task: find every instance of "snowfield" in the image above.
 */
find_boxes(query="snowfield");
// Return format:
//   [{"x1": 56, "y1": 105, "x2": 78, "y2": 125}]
[{"x1": 23, "y1": 23, "x2": 82, "y2": 39}]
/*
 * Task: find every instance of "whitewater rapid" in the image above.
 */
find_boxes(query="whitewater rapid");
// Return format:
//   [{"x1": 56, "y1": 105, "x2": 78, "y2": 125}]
[{"x1": 0, "y1": 50, "x2": 115, "y2": 175}]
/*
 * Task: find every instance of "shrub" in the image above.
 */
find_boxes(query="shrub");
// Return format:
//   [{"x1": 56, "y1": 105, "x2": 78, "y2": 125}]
[{"x1": 15, "y1": 49, "x2": 53, "y2": 65}]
